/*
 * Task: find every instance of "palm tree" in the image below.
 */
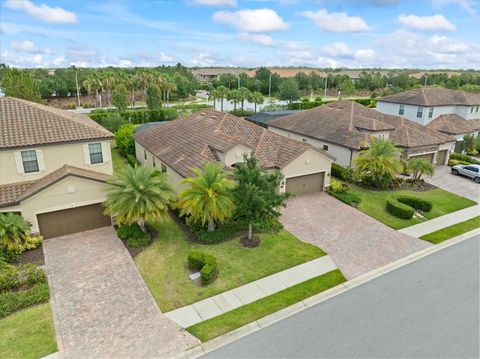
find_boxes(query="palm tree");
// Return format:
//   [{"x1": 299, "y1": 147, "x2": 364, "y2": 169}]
[
  {"x1": 248, "y1": 91, "x2": 264, "y2": 113},
  {"x1": 83, "y1": 74, "x2": 103, "y2": 108},
  {"x1": 100, "y1": 70, "x2": 117, "y2": 107},
  {"x1": 354, "y1": 137, "x2": 402, "y2": 186},
  {"x1": 227, "y1": 89, "x2": 240, "y2": 111},
  {"x1": 103, "y1": 165, "x2": 175, "y2": 231},
  {"x1": 216, "y1": 85, "x2": 229, "y2": 112},
  {"x1": 177, "y1": 162, "x2": 236, "y2": 232},
  {"x1": 137, "y1": 70, "x2": 153, "y2": 100},
  {"x1": 163, "y1": 75, "x2": 177, "y2": 106},
  {"x1": 408, "y1": 158, "x2": 434, "y2": 181},
  {"x1": 0, "y1": 213, "x2": 31, "y2": 250},
  {"x1": 237, "y1": 87, "x2": 250, "y2": 110}
]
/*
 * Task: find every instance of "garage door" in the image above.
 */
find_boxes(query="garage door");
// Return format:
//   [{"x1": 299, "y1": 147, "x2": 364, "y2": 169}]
[
  {"x1": 37, "y1": 203, "x2": 111, "y2": 239},
  {"x1": 285, "y1": 172, "x2": 324, "y2": 196},
  {"x1": 436, "y1": 150, "x2": 448, "y2": 166},
  {"x1": 409, "y1": 153, "x2": 435, "y2": 164}
]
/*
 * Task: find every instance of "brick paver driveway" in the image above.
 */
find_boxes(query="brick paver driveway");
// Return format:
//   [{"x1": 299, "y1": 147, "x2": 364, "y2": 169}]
[
  {"x1": 43, "y1": 227, "x2": 198, "y2": 359},
  {"x1": 425, "y1": 165, "x2": 479, "y2": 203},
  {"x1": 281, "y1": 192, "x2": 431, "y2": 279}
]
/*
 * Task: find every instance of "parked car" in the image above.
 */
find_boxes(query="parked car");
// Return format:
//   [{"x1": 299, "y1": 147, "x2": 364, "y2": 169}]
[{"x1": 451, "y1": 164, "x2": 480, "y2": 183}]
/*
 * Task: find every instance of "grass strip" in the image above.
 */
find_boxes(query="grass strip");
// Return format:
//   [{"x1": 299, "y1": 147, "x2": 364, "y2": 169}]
[
  {"x1": 420, "y1": 216, "x2": 480, "y2": 244},
  {"x1": 187, "y1": 269, "x2": 346, "y2": 342}
]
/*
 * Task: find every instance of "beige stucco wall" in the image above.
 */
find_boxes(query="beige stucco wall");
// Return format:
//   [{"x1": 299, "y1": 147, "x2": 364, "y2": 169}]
[
  {"x1": 135, "y1": 142, "x2": 187, "y2": 192},
  {"x1": 280, "y1": 148, "x2": 333, "y2": 192},
  {"x1": 0, "y1": 176, "x2": 110, "y2": 234},
  {"x1": 224, "y1": 144, "x2": 252, "y2": 166},
  {"x1": 0, "y1": 140, "x2": 113, "y2": 185}
]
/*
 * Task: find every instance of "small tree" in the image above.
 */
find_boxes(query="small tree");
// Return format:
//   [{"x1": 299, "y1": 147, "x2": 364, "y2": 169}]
[
  {"x1": 112, "y1": 84, "x2": 129, "y2": 111},
  {"x1": 248, "y1": 91, "x2": 264, "y2": 113},
  {"x1": 0, "y1": 213, "x2": 31, "y2": 250},
  {"x1": 115, "y1": 124, "x2": 135, "y2": 156},
  {"x1": 103, "y1": 165, "x2": 175, "y2": 232},
  {"x1": 216, "y1": 85, "x2": 229, "y2": 112},
  {"x1": 237, "y1": 87, "x2": 250, "y2": 110},
  {"x1": 177, "y1": 162, "x2": 236, "y2": 232},
  {"x1": 463, "y1": 133, "x2": 478, "y2": 155},
  {"x1": 407, "y1": 158, "x2": 434, "y2": 182},
  {"x1": 233, "y1": 156, "x2": 289, "y2": 243},
  {"x1": 278, "y1": 78, "x2": 300, "y2": 104},
  {"x1": 146, "y1": 86, "x2": 161, "y2": 110},
  {"x1": 339, "y1": 79, "x2": 355, "y2": 98},
  {"x1": 101, "y1": 113, "x2": 127, "y2": 132}
]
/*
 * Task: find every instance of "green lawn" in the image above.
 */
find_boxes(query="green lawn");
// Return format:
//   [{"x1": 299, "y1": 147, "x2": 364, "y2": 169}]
[
  {"x1": 111, "y1": 144, "x2": 128, "y2": 173},
  {"x1": 135, "y1": 217, "x2": 326, "y2": 312},
  {"x1": 421, "y1": 216, "x2": 480, "y2": 244},
  {"x1": 0, "y1": 304, "x2": 57, "y2": 359},
  {"x1": 345, "y1": 183, "x2": 476, "y2": 229},
  {"x1": 187, "y1": 269, "x2": 346, "y2": 342}
]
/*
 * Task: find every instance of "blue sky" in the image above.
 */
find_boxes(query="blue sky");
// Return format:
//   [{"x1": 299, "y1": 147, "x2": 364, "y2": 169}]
[{"x1": 1, "y1": 0, "x2": 479, "y2": 69}]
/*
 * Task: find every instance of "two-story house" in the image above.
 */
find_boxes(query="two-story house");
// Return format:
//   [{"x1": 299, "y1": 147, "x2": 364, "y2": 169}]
[
  {"x1": 0, "y1": 97, "x2": 114, "y2": 239},
  {"x1": 376, "y1": 88, "x2": 480, "y2": 150}
]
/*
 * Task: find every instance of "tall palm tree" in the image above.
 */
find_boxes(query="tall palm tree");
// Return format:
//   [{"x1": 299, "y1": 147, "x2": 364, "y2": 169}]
[
  {"x1": 227, "y1": 89, "x2": 240, "y2": 111},
  {"x1": 237, "y1": 87, "x2": 250, "y2": 110},
  {"x1": 177, "y1": 162, "x2": 236, "y2": 232},
  {"x1": 408, "y1": 158, "x2": 434, "y2": 181},
  {"x1": 216, "y1": 85, "x2": 229, "y2": 112},
  {"x1": 100, "y1": 70, "x2": 117, "y2": 107},
  {"x1": 354, "y1": 137, "x2": 402, "y2": 186},
  {"x1": 103, "y1": 165, "x2": 175, "y2": 231},
  {"x1": 83, "y1": 74, "x2": 103, "y2": 108},
  {"x1": 0, "y1": 213, "x2": 30, "y2": 250},
  {"x1": 248, "y1": 91, "x2": 264, "y2": 113},
  {"x1": 163, "y1": 75, "x2": 177, "y2": 106},
  {"x1": 137, "y1": 70, "x2": 153, "y2": 100}
]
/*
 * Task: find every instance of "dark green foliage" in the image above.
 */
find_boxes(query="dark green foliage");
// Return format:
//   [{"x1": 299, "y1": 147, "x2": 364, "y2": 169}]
[
  {"x1": 449, "y1": 152, "x2": 480, "y2": 164},
  {"x1": 331, "y1": 163, "x2": 346, "y2": 179},
  {"x1": 0, "y1": 262, "x2": 47, "y2": 293},
  {"x1": 0, "y1": 283, "x2": 50, "y2": 318},
  {"x1": 397, "y1": 195, "x2": 433, "y2": 212},
  {"x1": 0, "y1": 247, "x2": 19, "y2": 263},
  {"x1": 329, "y1": 191, "x2": 361, "y2": 206},
  {"x1": 126, "y1": 236, "x2": 150, "y2": 248},
  {"x1": 278, "y1": 78, "x2": 300, "y2": 104},
  {"x1": 126, "y1": 154, "x2": 139, "y2": 166},
  {"x1": 0, "y1": 67, "x2": 41, "y2": 102},
  {"x1": 287, "y1": 98, "x2": 371, "y2": 110},
  {"x1": 229, "y1": 109, "x2": 255, "y2": 117},
  {"x1": 90, "y1": 108, "x2": 178, "y2": 125},
  {"x1": 386, "y1": 199, "x2": 414, "y2": 219},
  {"x1": 97, "y1": 113, "x2": 127, "y2": 132},
  {"x1": 186, "y1": 217, "x2": 244, "y2": 243},
  {"x1": 112, "y1": 84, "x2": 129, "y2": 111},
  {"x1": 117, "y1": 223, "x2": 145, "y2": 240},
  {"x1": 146, "y1": 86, "x2": 162, "y2": 109},
  {"x1": 0, "y1": 262, "x2": 17, "y2": 292},
  {"x1": 187, "y1": 251, "x2": 218, "y2": 285},
  {"x1": 114, "y1": 124, "x2": 135, "y2": 156}
]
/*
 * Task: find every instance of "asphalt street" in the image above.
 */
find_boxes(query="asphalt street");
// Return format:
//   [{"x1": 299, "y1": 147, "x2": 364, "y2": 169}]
[{"x1": 203, "y1": 235, "x2": 480, "y2": 358}]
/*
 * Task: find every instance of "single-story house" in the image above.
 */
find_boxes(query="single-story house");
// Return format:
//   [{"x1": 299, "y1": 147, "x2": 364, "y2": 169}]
[
  {"x1": 133, "y1": 109, "x2": 335, "y2": 196},
  {"x1": 266, "y1": 100, "x2": 455, "y2": 167}
]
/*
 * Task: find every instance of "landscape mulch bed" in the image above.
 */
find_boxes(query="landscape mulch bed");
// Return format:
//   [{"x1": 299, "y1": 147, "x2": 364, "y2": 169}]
[{"x1": 15, "y1": 245, "x2": 45, "y2": 266}]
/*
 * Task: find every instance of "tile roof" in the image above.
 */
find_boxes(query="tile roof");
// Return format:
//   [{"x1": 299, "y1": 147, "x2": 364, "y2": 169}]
[
  {"x1": 426, "y1": 114, "x2": 476, "y2": 135},
  {"x1": 0, "y1": 165, "x2": 111, "y2": 208},
  {"x1": 0, "y1": 97, "x2": 113, "y2": 149},
  {"x1": 268, "y1": 100, "x2": 454, "y2": 150},
  {"x1": 133, "y1": 109, "x2": 334, "y2": 178},
  {"x1": 378, "y1": 88, "x2": 480, "y2": 106}
]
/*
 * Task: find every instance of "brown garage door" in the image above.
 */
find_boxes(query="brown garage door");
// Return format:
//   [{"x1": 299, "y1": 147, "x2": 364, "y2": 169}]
[
  {"x1": 37, "y1": 203, "x2": 111, "y2": 239},
  {"x1": 409, "y1": 153, "x2": 435, "y2": 164},
  {"x1": 286, "y1": 172, "x2": 324, "y2": 196},
  {"x1": 436, "y1": 150, "x2": 448, "y2": 166}
]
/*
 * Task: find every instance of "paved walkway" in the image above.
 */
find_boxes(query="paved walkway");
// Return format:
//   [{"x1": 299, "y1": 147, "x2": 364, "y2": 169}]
[
  {"x1": 280, "y1": 192, "x2": 431, "y2": 280},
  {"x1": 425, "y1": 165, "x2": 480, "y2": 203},
  {"x1": 399, "y1": 204, "x2": 480, "y2": 237},
  {"x1": 43, "y1": 227, "x2": 198, "y2": 359},
  {"x1": 165, "y1": 256, "x2": 337, "y2": 328}
]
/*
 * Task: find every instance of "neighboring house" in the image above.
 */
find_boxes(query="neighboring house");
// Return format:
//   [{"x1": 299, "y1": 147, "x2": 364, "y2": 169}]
[
  {"x1": 0, "y1": 97, "x2": 114, "y2": 239},
  {"x1": 133, "y1": 109, "x2": 335, "y2": 196},
  {"x1": 266, "y1": 101, "x2": 455, "y2": 167},
  {"x1": 192, "y1": 68, "x2": 249, "y2": 83}
]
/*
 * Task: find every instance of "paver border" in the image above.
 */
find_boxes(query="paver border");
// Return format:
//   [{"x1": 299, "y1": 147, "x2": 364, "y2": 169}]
[{"x1": 175, "y1": 228, "x2": 480, "y2": 359}]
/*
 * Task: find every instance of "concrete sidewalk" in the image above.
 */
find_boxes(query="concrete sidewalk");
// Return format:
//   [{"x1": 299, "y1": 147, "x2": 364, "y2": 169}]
[
  {"x1": 399, "y1": 204, "x2": 480, "y2": 238},
  {"x1": 165, "y1": 256, "x2": 337, "y2": 328}
]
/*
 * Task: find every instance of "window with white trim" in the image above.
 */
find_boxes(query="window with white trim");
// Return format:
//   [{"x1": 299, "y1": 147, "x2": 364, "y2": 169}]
[
  {"x1": 88, "y1": 143, "x2": 103, "y2": 164},
  {"x1": 323, "y1": 144, "x2": 329, "y2": 151},
  {"x1": 428, "y1": 107, "x2": 434, "y2": 118},
  {"x1": 161, "y1": 163, "x2": 167, "y2": 173},
  {"x1": 21, "y1": 150, "x2": 39, "y2": 173},
  {"x1": 398, "y1": 104, "x2": 405, "y2": 115},
  {"x1": 416, "y1": 106, "x2": 423, "y2": 118}
]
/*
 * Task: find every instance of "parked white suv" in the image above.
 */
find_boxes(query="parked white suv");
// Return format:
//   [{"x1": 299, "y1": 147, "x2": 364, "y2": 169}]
[{"x1": 451, "y1": 164, "x2": 480, "y2": 183}]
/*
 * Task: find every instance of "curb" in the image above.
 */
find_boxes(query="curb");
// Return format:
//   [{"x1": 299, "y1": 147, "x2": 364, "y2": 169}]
[{"x1": 175, "y1": 229, "x2": 479, "y2": 359}]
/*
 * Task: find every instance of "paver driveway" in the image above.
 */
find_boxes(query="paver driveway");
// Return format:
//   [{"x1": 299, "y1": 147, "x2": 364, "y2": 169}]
[
  {"x1": 281, "y1": 192, "x2": 431, "y2": 279},
  {"x1": 43, "y1": 227, "x2": 198, "y2": 359},
  {"x1": 425, "y1": 165, "x2": 479, "y2": 203}
]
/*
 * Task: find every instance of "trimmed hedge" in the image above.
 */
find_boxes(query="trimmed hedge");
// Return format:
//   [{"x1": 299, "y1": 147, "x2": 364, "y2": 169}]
[
  {"x1": 0, "y1": 263, "x2": 46, "y2": 292},
  {"x1": 0, "y1": 282, "x2": 50, "y2": 318},
  {"x1": 187, "y1": 251, "x2": 218, "y2": 285},
  {"x1": 117, "y1": 223, "x2": 145, "y2": 240},
  {"x1": 331, "y1": 163, "x2": 346, "y2": 179},
  {"x1": 287, "y1": 98, "x2": 374, "y2": 111},
  {"x1": 386, "y1": 199, "x2": 414, "y2": 219},
  {"x1": 90, "y1": 108, "x2": 178, "y2": 125},
  {"x1": 449, "y1": 152, "x2": 480, "y2": 165},
  {"x1": 329, "y1": 191, "x2": 361, "y2": 206},
  {"x1": 397, "y1": 195, "x2": 433, "y2": 212}
]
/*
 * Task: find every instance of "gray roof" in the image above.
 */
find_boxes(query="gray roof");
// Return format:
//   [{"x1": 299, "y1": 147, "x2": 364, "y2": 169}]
[
  {"x1": 378, "y1": 88, "x2": 480, "y2": 106},
  {"x1": 134, "y1": 122, "x2": 167, "y2": 133},
  {"x1": 245, "y1": 111, "x2": 302, "y2": 125}
]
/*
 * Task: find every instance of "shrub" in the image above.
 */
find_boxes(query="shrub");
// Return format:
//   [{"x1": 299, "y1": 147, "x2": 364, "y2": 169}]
[
  {"x1": 0, "y1": 247, "x2": 19, "y2": 263},
  {"x1": 449, "y1": 152, "x2": 480, "y2": 165},
  {"x1": 386, "y1": 199, "x2": 414, "y2": 219},
  {"x1": 117, "y1": 223, "x2": 145, "y2": 240},
  {"x1": 329, "y1": 191, "x2": 361, "y2": 206},
  {"x1": 186, "y1": 217, "x2": 244, "y2": 244},
  {"x1": 15, "y1": 236, "x2": 42, "y2": 253},
  {"x1": 330, "y1": 180, "x2": 349, "y2": 194},
  {"x1": 187, "y1": 251, "x2": 218, "y2": 285},
  {"x1": 448, "y1": 159, "x2": 470, "y2": 166},
  {"x1": 16, "y1": 263, "x2": 47, "y2": 287},
  {"x1": 126, "y1": 236, "x2": 150, "y2": 248},
  {"x1": 0, "y1": 282, "x2": 50, "y2": 318},
  {"x1": 397, "y1": 195, "x2": 433, "y2": 212},
  {"x1": 98, "y1": 113, "x2": 128, "y2": 132},
  {"x1": 331, "y1": 163, "x2": 346, "y2": 179},
  {"x1": 90, "y1": 108, "x2": 178, "y2": 125},
  {"x1": 126, "y1": 154, "x2": 139, "y2": 166},
  {"x1": 0, "y1": 262, "x2": 17, "y2": 292},
  {"x1": 115, "y1": 124, "x2": 135, "y2": 156}
]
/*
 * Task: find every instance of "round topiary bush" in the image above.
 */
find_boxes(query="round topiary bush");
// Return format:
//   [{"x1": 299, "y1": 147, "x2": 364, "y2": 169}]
[
  {"x1": 397, "y1": 195, "x2": 433, "y2": 212},
  {"x1": 386, "y1": 198, "x2": 414, "y2": 219}
]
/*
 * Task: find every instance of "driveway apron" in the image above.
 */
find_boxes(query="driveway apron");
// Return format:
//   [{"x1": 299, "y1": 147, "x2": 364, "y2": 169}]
[
  {"x1": 43, "y1": 226, "x2": 198, "y2": 359},
  {"x1": 281, "y1": 192, "x2": 431, "y2": 279},
  {"x1": 425, "y1": 165, "x2": 480, "y2": 203}
]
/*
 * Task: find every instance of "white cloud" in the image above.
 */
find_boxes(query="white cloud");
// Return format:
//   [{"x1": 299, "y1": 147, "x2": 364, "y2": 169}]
[
  {"x1": 321, "y1": 42, "x2": 352, "y2": 57},
  {"x1": 5, "y1": 0, "x2": 78, "y2": 24},
  {"x1": 52, "y1": 56, "x2": 66, "y2": 66},
  {"x1": 237, "y1": 32, "x2": 274, "y2": 46},
  {"x1": 429, "y1": 35, "x2": 469, "y2": 53},
  {"x1": 432, "y1": 0, "x2": 476, "y2": 15},
  {"x1": 65, "y1": 46, "x2": 99, "y2": 62},
  {"x1": 212, "y1": 8, "x2": 289, "y2": 33},
  {"x1": 189, "y1": 52, "x2": 218, "y2": 66},
  {"x1": 300, "y1": 9, "x2": 370, "y2": 33},
  {"x1": 191, "y1": 0, "x2": 236, "y2": 6},
  {"x1": 354, "y1": 48, "x2": 375, "y2": 60},
  {"x1": 398, "y1": 14, "x2": 455, "y2": 32},
  {"x1": 10, "y1": 40, "x2": 36, "y2": 52}
]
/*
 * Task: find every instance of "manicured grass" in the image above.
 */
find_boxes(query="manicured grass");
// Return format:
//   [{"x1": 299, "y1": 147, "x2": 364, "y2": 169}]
[
  {"x1": 421, "y1": 216, "x2": 480, "y2": 244},
  {"x1": 187, "y1": 269, "x2": 346, "y2": 342},
  {"x1": 0, "y1": 304, "x2": 57, "y2": 359},
  {"x1": 345, "y1": 182, "x2": 476, "y2": 229},
  {"x1": 111, "y1": 144, "x2": 128, "y2": 173},
  {"x1": 135, "y1": 217, "x2": 326, "y2": 312}
]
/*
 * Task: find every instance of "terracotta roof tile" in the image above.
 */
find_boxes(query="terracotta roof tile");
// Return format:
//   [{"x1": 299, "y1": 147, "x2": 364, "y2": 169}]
[
  {"x1": 0, "y1": 97, "x2": 113, "y2": 149},
  {"x1": 379, "y1": 88, "x2": 480, "y2": 106},
  {"x1": 426, "y1": 114, "x2": 475, "y2": 135}
]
